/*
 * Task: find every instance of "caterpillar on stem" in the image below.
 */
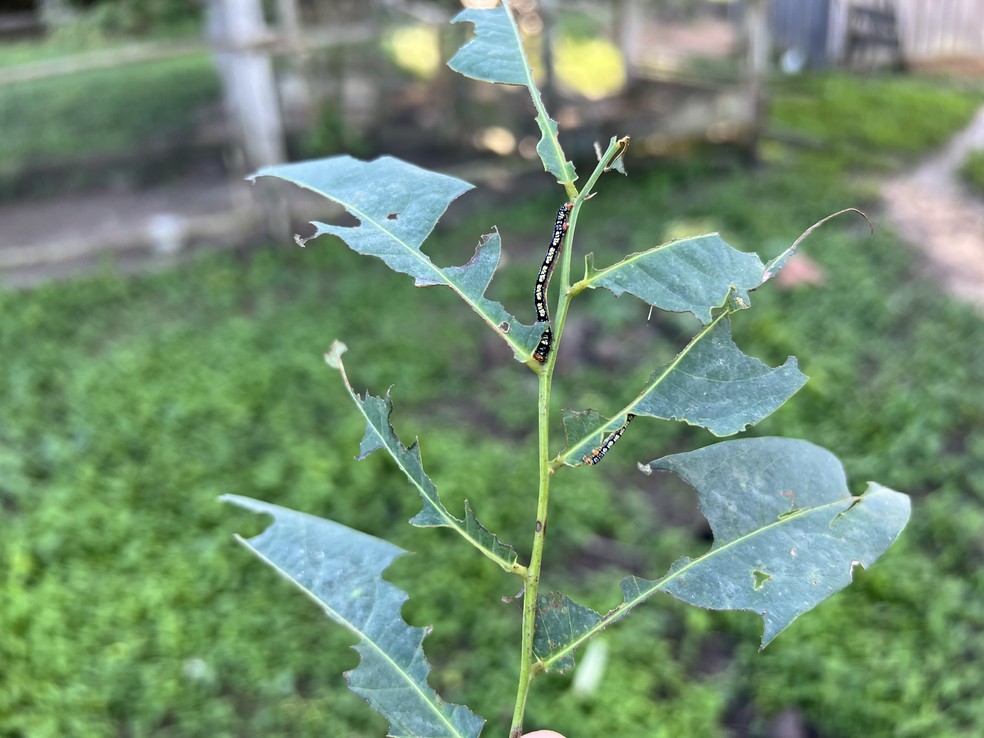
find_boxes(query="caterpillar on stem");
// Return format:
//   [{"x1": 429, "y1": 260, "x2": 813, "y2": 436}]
[{"x1": 532, "y1": 202, "x2": 573, "y2": 363}]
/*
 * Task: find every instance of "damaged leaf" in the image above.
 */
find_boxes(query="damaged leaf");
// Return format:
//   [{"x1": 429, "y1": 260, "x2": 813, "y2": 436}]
[
  {"x1": 449, "y1": 1, "x2": 575, "y2": 186},
  {"x1": 536, "y1": 438, "x2": 910, "y2": 671},
  {"x1": 560, "y1": 316, "x2": 806, "y2": 465},
  {"x1": 637, "y1": 437, "x2": 910, "y2": 646},
  {"x1": 222, "y1": 495, "x2": 485, "y2": 738},
  {"x1": 327, "y1": 341, "x2": 521, "y2": 575},
  {"x1": 252, "y1": 156, "x2": 545, "y2": 363},
  {"x1": 578, "y1": 234, "x2": 766, "y2": 324}
]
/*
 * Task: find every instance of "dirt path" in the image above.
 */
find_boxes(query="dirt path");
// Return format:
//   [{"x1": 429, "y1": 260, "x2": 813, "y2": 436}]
[{"x1": 881, "y1": 104, "x2": 984, "y2": 307}]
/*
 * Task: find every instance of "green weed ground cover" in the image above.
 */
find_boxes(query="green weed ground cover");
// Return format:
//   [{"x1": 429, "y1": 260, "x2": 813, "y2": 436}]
[
  {"x1": 962, "y1": 149, "x2": 984, "y2": 196},
  {"x1": 768, "y1": 73, "x2": 983, "y2": 171},
  {"x1": 2, "y1": 74, "x2": 984, "y2": 737}
]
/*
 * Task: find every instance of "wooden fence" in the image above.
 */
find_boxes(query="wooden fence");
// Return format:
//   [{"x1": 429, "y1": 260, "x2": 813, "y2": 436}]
[
  {"x1": 827, "y1": 0, "x2": 984, "y2": 62},
  {"x1": 895, "y1": 0, "x2": 984, "y2": 59}
]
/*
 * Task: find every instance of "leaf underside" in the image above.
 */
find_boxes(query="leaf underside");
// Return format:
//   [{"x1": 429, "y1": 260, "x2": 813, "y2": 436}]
[
  {"x1": 327, "y1": 341, "x2": 519, "y2": 574},
  {"x1": 223, "y1": 495, "x2": 485, "y2": 738},
  {"x1": 535, "y1": 438, "x2": 910, "y2": 671},
  {"x1": 561, "y1": 317, "x2": 807, "y2": 465},
  {"x1": 449, "y1": 2, "x2": 575, "y2": 184},
  {"x1": 584, "y1": 234, "x2": 767, "y2": 323},
  {"x1": 251, "y1": 156, "x2": 544, "y2": 362}
]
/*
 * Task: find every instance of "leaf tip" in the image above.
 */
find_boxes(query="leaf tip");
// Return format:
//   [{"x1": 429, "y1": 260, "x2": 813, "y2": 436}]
[
  {"x1": 325, "y1": 341, "x2": 348, "y2": 369},
  {"x1": 219, "y1": 493, "x2": 260, "y2": 513},
  {"x1": 637, "y1": 461, "x2": 653, "y2": 475}
]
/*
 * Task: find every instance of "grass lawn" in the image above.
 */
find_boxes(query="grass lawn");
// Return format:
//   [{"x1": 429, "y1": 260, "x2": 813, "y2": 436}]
[
  {"x1": 2, "y1": 73, "x2": 984, "y2": 737},
  {"x1": 0, "y1": 53, "x2": 219, "y2": 172}
]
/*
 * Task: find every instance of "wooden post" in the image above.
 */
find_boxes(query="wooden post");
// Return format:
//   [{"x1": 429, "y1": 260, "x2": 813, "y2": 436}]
[
  {"x1": 208, "y1": 0, "x2": 286, "y2": 172},
  {"x1": 613, "y1": 0, "x2": 645, "y2": 82},
  {"x1": 745, "y1": 0, "x2": 770, "y2": 160},
  {"x1": 207, "y1": 0, "x2": 288, "y2": 235}
]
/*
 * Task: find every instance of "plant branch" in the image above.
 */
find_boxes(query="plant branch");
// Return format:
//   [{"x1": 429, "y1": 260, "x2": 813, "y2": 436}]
[
  {"x1": 509, "y1": 368, "x2": 554, "y2": 737},
  {"x1": 555, "y1": 137, "x2": 627, "y2": 338},
  {"x1": 509, "y1": 136, "x2": 630, "y2": 735}
]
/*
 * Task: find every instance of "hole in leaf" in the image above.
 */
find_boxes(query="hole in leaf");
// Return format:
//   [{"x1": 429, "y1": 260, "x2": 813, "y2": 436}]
[
  {"x1": 386, "y1": 212, "x2": 400, "y2": 220},
  {"x1": 499, "y1": 321, "x2": 510, "y2": 333},
  {"x1": 752, "y1": 569, "x2": 771, "y2": 590}
]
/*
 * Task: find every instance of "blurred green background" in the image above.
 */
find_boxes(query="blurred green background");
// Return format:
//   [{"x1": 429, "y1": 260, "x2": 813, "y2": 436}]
[{"x1": 3, "y1": 2, "x2": 984, "y2": 737}]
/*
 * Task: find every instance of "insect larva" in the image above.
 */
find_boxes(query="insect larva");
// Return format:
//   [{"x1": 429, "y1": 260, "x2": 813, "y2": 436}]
[
  {"x1": 582, "y1": 414, "x2": 636, "y2": 465},
  {"x1": 532, "y1": 202, "x2": 573, "y2": 363}
]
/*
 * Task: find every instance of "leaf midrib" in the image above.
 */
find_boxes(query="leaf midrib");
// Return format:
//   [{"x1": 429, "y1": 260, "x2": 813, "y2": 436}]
[
  {"x1": 354, "y1": 390, "x2": 517, "y2": 573},
  {"x1": 236, "y1": 537, "x2": 474, "y2": 738},
  {"x1": 559, "y1": 311, "x2": 732, "y2": 464},
  {"x1": 541, "y1": 494, "x2": 856, "y2": 670},
  {"x1": 340, "y1": 196, "x2": 531, "y2": 359}
]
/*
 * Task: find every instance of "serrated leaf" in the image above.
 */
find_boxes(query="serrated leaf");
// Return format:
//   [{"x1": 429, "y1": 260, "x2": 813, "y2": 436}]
[
  {"x1": 580, "y1": 234, "x2": 766, "y2": 323},
  {"x1": 252, "y1": 156, "x2": 545, "y2": 363},
  {"x1": 636, "y1": 438, "x2": 910, "y2": 646},
  {"x1": 222, "y1": 495, "x2": 485, "y2": 738},
  {"x1": 560, "y1": 316, "x2": 806, "y2": 465},
  {"x1": 449, "y1": 2, "x2": 575, "y2": 184},
  {"x1": 327, "y1": 341, "x2": 521, "y2": 575},
  {"x1": 537, "y1": 438, "x2": 910, "y2": 671}
]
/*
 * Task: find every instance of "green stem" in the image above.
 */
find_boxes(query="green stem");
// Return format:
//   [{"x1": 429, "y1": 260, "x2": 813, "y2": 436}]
[
  {"x1": 509, "y1": 369, "x2": 553, "y2": 737},
  {"x1": 508, "y1": 137, "x2": 629, "y2": 737},
  {"x1": 555, "y1": 137, "x2": 625, "y2": 343}
]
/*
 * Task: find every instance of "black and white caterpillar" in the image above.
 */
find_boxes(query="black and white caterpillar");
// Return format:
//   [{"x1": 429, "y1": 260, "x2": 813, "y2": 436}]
[
  {"x1": 582, "y1": 414, "x2": 635, "y2": 465},
  {"x1": 532, "y1": 201, "x2": 573, "y2": 364}
]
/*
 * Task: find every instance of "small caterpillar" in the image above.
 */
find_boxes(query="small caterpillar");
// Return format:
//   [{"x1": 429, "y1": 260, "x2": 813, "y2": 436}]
[
  {"x1": 532, "y1": 202, "x2": 573, "y2": 363},
  {"x1": 582, "y1": 414, "x2": 635, "y2": 465}
]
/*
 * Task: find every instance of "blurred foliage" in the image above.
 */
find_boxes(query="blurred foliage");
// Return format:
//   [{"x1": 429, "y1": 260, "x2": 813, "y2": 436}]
[
  {"x1": 69, "y1": 0, "x2": 202, "y2": 38},
  {"x1": 0, "y1": 54, "x2": 220, "y2": 197},
  {"x1": 961, "y1": 148, "x2": 984, "y2": 197},
  {"x1": 0, "y1": 2, "x2": 199, "y2": 65},
  {"x1": 298, "y1": 104, "x2": 372, "y2": 161},
  {"x1": 0, "y1": 54, "x2": 218, "y2": 171},
  {"x1": 769, "y1": 73, "x2": 984, "y2": 172},
  {"x1": 3, "y1": 73, "x2": 984, "y2": 736}
]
